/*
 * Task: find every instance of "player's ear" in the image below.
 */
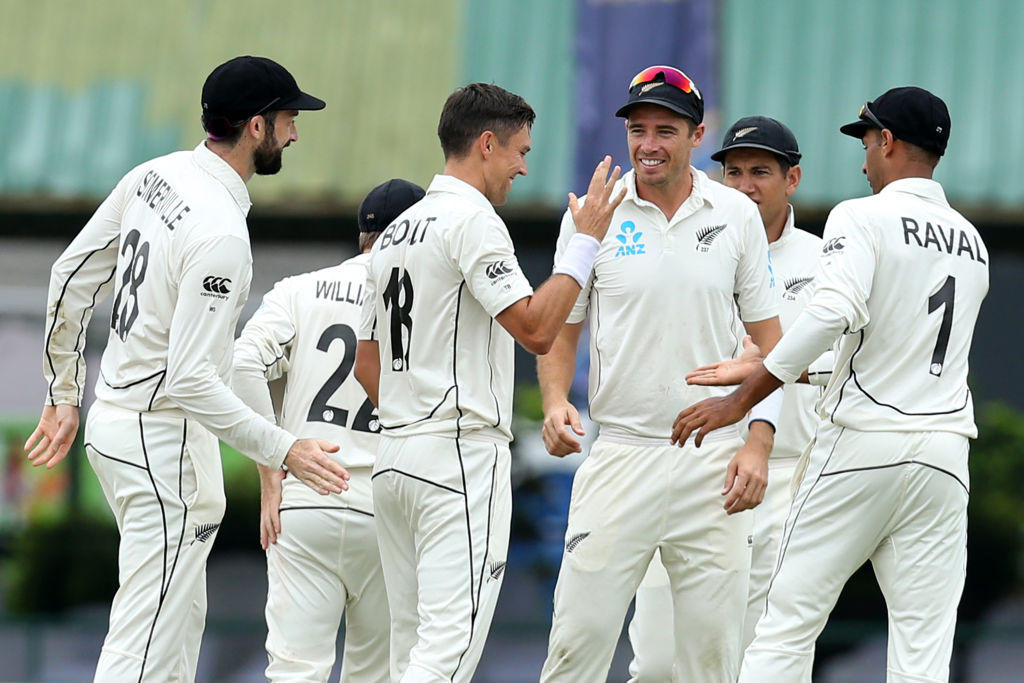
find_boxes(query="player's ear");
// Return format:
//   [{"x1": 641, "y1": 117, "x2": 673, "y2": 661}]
[
  {"x1": 786, "y1": 164, "x2": 802, "y2": 197},
  {"x1": 880, "y1": 128, "x2": 896, "y2": 156},
  {"x1": 478, "y1": 131, "x2": 495, "y2": 159}
]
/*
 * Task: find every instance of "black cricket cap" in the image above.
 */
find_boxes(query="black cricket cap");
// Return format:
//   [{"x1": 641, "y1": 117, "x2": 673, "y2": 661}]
[
  {"x1": 616, "y1": 65, "x2": 704, "y2": 124},
  {"x1": 201, "y1": 56, "x2": 325, "y2": 136},
  {"x1": 358, "y1": 179, "x2": 426, "y2": 233},
  {"x1": 839, "y1": 86, "x2": 950, "y2": 156},
  {"x1": 711, "y1": 116, "x2": 802, "y2": 166}
]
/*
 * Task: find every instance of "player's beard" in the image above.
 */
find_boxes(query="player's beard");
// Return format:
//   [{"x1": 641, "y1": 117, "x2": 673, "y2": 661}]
[{"x1": 253, "y1": 116, "x2": 284, "y2": 176}]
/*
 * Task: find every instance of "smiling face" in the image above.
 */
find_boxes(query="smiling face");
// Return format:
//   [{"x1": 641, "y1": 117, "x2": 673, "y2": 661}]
[
  {"x1": 626, "y1": 103, "x2": 704, "y2": 194},
  {"x1": 482, "y1": 124, "x2": 531, "y2": 206}
]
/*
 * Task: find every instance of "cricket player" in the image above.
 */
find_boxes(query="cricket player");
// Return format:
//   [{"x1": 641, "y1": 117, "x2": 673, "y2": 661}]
[
  {"x1": 626, "y1": 116, "x2": 833, "y2": 680},
  {"x1": 232, "y1": 179, "x2": 426, "y2": 681},
  {"x1": 25, "y1": 56, "x2": 346, "y2": 682},
  {"x1": 353, "y1": 83, "x2": 626, "y2": 682},
  {"x1": 537, "y1": 66, "x2": 784, "y2": 683},
  {"x1": 673, "y1": 86, "x2": 989, "y2": 683}
]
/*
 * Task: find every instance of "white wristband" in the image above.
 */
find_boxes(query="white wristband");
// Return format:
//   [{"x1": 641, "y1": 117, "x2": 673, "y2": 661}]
[
  {"x1": 749, "y1": 387, "x2": 784, "y2": 432},
  {"x1": 553, "y1": 233, "x2": 601, "y2": 287}
]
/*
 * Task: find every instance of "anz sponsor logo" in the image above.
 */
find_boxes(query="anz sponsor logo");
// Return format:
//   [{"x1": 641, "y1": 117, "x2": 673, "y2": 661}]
[
  {"x1": 783, "y1": 276, "x2": 814, "y2": 300},
  {"x1": 201, "y1": 275, "x2": 231, "y2": 300},
  {"x1": 822, "y1": 237, "x2": 846, "y2": 255},
  {"x1": 696, "y1": 224, "x2": 726, "y2": 252},
  {"x1": 614, "y1": 220, "x2": 645, "y2": 257}
]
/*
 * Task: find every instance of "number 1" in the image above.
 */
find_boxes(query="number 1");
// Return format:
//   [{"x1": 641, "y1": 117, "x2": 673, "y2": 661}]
[{"x1": 926, "y1": 275, "x2": 955, "y2": 377}]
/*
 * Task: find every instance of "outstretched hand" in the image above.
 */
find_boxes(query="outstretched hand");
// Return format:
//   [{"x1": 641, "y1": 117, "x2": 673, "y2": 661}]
[
  {"x1": 25, "y1": 404, "x2": 80, "y2": 469},
  {"x1": 686, "y1": 335, "x2": 763, "y2": 387}
]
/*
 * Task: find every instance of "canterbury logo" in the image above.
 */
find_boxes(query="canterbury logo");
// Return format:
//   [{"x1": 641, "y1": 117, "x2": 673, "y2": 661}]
[
  {"x1": 732, "y1": 126, "x2": 758, "y2": 139},
  {"x1": 193, "y1": 523, "x2": 220, "y2": 544},
  {"x1": 566, "y1": 531, "x2": 590, "y2": 553},
  {"x1": 784, "y1": 277, "x2": 814, "y2": 295},
  {"x1": 485, "y1": 260, "x2": 514, "y2": 280},
  {"x1": 696, "y1": 224, "x2": 727, "y2": 248},
  {"x1": 202, "y1": 276, "x2": 232, "y2": 294},
  {"x1": 488, "y1": 560, "x2": 507, "y2": 581},
  {"x1": 822, "y1": 237, "x2": 846, "y2": 255}
]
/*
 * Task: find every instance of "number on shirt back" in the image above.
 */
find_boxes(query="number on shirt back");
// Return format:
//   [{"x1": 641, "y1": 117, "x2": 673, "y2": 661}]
[
  {"x1": 111, "y1": 228, "x2": 150, "y2": 341},
  {"x1": 383, "y1": 267, "x2": 414, "y2": 371},
  {"x1": 927, "y1": 275, "x2": 955, "y2": 377},
  {"x1": 307, "y1": 323, "x2": 380, "y2": 432}
]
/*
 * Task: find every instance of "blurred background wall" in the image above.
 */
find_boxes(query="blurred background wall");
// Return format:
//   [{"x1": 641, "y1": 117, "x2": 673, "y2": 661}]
[{"x1": 1, "y1": 1, "x2": 1023, "y2": 681}]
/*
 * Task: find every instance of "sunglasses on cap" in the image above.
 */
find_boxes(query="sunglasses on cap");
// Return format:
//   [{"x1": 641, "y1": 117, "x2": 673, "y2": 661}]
[
  {"x1": 204, "y1": 96, "x2": 282, "y2": 140},
  {"x1": 858, "y1": 102, "x2": 886, "y2": 131},
  {"x1": 628, "y1": 66, "x2": 700, "y2": 97}
]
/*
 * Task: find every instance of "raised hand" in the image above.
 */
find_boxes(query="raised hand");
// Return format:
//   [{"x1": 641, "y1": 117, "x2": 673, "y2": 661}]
[{"x1": 570, "y1": 156, "x2": 627, "y2": 242}]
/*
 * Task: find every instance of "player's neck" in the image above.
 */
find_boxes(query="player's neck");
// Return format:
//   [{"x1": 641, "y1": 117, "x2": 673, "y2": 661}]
[
  {"x1": 635, "y1": 168, "x2": 693, "y2": 220},
  {"x1": 205, "y1": 139, "x2": 255, "y2": 183},
  {"x1": 442, "y1": 158, "x2": 488, "y2": 202}
]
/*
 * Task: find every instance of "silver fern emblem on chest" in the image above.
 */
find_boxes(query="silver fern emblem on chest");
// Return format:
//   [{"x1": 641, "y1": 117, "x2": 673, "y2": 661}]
[
  {"x1": 783, "y1": 276, "x2": 814, "y2": 300},
  {"x1": 696, "y1": 224, "x2": 726, "y2": 251}
]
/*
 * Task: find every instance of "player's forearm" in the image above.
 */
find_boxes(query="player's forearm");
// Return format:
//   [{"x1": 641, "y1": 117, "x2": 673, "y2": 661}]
[
  {"x1": 231, "y1": 342, "x2": 277, "y2": 423},
  {"x1": 537, "y1": 322, "x2": 583, "y2": 412},
  {"x1": 43, "y1": 200, "x2": 124, "y2": 404},
  {"x1": 764, "y1": 305, "x2": 845, "y2": 384},
  {"x1": 355, "y1": 340, "x2": 381, "y2": 407},
  {"x1": 745, "y1": 316, "x2": 783, "y2": 356},
  {"x1": 496, "y1": 274, "x2": 582, "y2": 355}
]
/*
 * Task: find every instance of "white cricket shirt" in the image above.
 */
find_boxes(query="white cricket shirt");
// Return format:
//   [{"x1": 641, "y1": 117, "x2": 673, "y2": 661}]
[
  {"x1": 765, "y1": 178, "x2": 988, "y2": 438},
  {"x1": 558, "y1": 168, "x2": 778, "y2": 441},
  {"x1": 766, "y1": 207, "x2": 827, "y2": 460},
  {"x1": 43, "y1": 142, "x2": 296, "y2": 468},
  {"x1": 233, "y1": 253, "x2": 379, "y2": 472},
  {"x1": 359, "y1": 174, "x2": 534, "y2": 442}
]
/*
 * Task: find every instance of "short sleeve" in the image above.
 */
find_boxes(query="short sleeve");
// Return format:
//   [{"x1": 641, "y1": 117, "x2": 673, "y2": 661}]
[
  {"x1": 450, "y1": 211, "x2": 533, "y2": 318},
  {"x1": 734, "y1": 204, "x2": 779, "y2": 323}
]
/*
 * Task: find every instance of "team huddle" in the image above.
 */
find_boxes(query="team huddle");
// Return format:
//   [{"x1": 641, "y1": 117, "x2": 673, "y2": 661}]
[{"x1": 25, "y1": 55, "x2": 988, "y2": 683}]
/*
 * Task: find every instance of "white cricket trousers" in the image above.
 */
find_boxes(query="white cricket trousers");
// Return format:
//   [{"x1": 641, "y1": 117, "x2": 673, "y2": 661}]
[
  {"x1": 371, "y1": 434, "x2": 511, "y2": 683},
  {"x1": 84, "y1": 399, "x2": 226, "y2": 683},
  {"x1": 739, "y1": 423, "x2": 969, "y2": 683},
  {"x1": 540, "y1": 436, "x2": 752, "y2": 683},
  {"x1": 265, "y1": 467, "x2": 389, "y2": 682},
  {"x1": 625, "y1": 456, "x2": 800, "y2": 681}
]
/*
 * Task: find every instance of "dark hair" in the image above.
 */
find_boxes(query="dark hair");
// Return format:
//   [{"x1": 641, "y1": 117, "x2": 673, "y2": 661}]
[
  {"x1": 437, "y1": 83, "x2": 535, "y2": 160},
  {"x1": 203, "y1": 110, "x2": 279, "y2": 145},
  {"x1": 358, "y1": 231, "x2": 380, "y2": 252}
]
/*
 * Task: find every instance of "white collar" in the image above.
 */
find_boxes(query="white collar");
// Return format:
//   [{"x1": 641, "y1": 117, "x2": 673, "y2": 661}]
[
  {"x1": 193, "y1": 141, "x2": 252, "y2": 216},
  {"x1": 426, "y1": 174, "x2": 496, "y2": 214}
]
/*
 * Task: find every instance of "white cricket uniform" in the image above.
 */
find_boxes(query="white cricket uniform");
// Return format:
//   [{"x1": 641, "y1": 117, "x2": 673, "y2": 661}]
[
  {"x1": 43, "y1": 142, "x2": 299, "y2": 682},
  {"x1": 738, "y1": 178, "x2": 988, "y2": 683},
  {"x1": 627, "y1": 207, "x2": 830, "y2": 680},
  {"x1": 358, "y1": 174, "x2": 533, "y2": 683},
  {"x1": 539, "y1": 168, "x2": 778, "y2": 683},
  {"x1": 232, "y1": 253, "x2": 388, "y2": 682}
]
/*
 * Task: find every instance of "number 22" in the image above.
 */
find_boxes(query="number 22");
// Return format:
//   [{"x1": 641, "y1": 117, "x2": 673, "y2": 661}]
[{"x1": 307, "y1": 323, "x2": 379, "y2": 432}]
